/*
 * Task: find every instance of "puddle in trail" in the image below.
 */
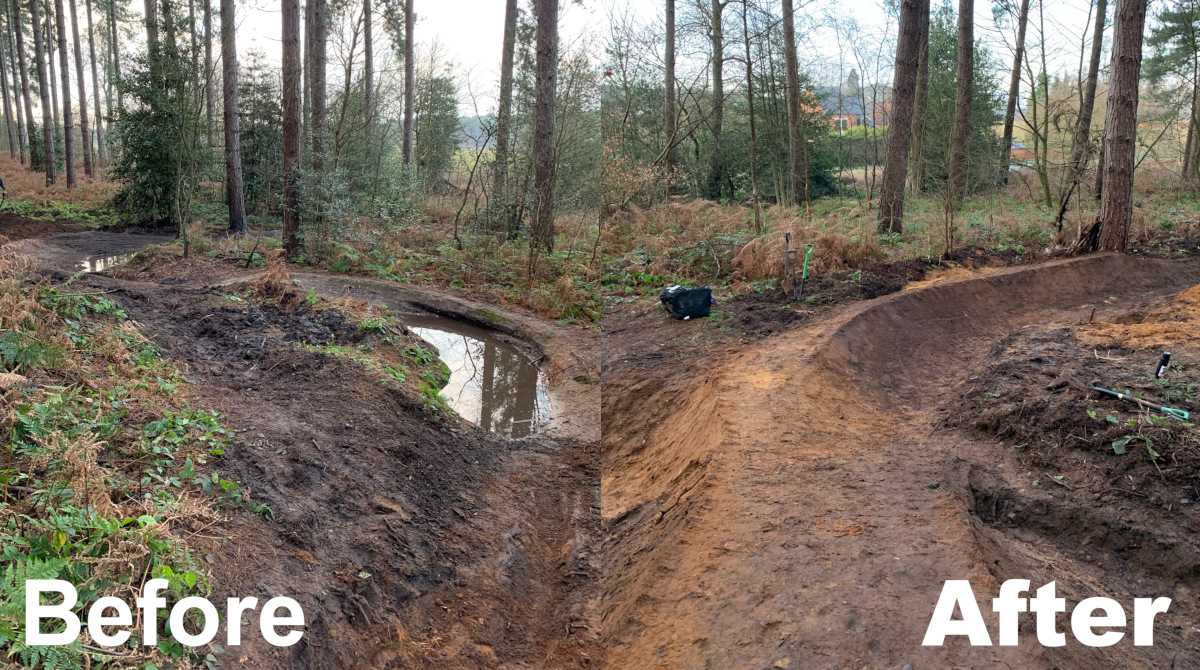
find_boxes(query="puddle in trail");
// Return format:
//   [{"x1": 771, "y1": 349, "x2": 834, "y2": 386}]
[
  {"x1": 79, "y1": 252, "x2": 136, "y2": 273},
  {"x1": 401, "y1": 315, "x2": 550, "y2": 438}
]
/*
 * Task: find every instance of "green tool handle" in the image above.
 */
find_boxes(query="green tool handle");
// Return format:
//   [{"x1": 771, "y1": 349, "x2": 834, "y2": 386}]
[
  {"x1": 798, "y1": 244, "x2": 814, "y2": 303},
  {"x1": 1094, "y1": 387, "x2": 1190, "y2": 421}
]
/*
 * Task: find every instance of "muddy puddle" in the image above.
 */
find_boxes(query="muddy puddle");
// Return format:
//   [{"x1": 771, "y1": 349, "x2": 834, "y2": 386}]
[
  {"x1": 401, "y1": 314, "x2": 551, "y2": 438},
  {"x1": 79, "y1": 252, "x2": 135, "y2": 272}
]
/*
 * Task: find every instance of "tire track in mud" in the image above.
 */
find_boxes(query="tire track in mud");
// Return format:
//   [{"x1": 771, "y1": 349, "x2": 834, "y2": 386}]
[{"x1": 604, "y1": 253, "x2": 1200, "y2": 669}]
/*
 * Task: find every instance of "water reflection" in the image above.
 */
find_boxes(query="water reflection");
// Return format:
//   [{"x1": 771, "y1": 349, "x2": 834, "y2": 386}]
[
  {"x1": 79, "y1": 253, "x2": 135, "y2": 273},
  {"x1": 401, "y1": 315, "x2": 550, "y2": 438}
]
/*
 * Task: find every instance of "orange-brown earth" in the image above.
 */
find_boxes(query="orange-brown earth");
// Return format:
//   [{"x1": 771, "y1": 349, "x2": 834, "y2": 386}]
[{"x1": 603, "y1": 253, "x2": 1200, "y2": 669}]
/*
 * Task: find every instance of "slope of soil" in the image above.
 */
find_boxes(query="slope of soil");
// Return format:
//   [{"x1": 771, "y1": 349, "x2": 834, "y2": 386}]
[
  {"x1": 22, "y1": 232, "x2": 600, "y2": 669},
  {"x1": 603, "y1": 252, "x2": 1200, "y2": 669}
]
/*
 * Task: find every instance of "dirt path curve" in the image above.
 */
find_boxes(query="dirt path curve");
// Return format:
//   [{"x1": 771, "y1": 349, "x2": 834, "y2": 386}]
[{"x1": 604, "y1": 253, "x2": 1200, "y2": 669}]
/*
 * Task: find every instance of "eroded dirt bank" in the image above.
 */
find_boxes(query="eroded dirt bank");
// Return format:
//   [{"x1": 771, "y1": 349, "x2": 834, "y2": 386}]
[
  {"x1": 17, "y1": 230, "x2": 600, "y2": 669},
  {"x1": 603, "y1": 253, "x2": 1200, "y2": 669}
]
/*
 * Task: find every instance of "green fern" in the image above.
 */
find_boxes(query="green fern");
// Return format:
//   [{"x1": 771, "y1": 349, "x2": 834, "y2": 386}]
[
  {"x1": 0, "y1": 331, "x2": 66, "y2": 374},
  {"x1": 0, "y1": 558, "x2": 85, "y2": 670}
]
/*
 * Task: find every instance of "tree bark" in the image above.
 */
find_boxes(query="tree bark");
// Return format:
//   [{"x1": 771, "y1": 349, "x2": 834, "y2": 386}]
[
  {"x1": 1091, "y1": 0, "x2": 1148, "y2": 252},
  {"x1": 494, "y1": 0, "x2": 517, "y2": 198},
  {"x1": 69, "y1": 0, "x2": 92, "y2": 178},
  {"x1": 13, "y1": 0, "x2": 33, "y2": 166},
  {"x1": 401, "y1": 0, "x2": 412, "y2": 164},
  {"x1": 108, "y1": 0, "x2": 120, "y2": 110},
  {"x1": 362, "y1": 0, "x2": 372, "y2": 141},
  {"x1": 221, "y1": 0, "x2": 245, "y2": 233},
  {"x1": 143, "y1": 0, "x2": 157, "y2": 64},
  {"x1": 945, "y1": 0, "x2": 974, "y2": 210},
  {"x1": 46, "y1": 6, "x2": 58, "y2": 133},
  {"x1": 705, "y1": 0, "x2": 725, "y2": 199},
  {"x1": 309, "y1": 0, "x2": 324, "y2": 170},
  {"x1": 877, "y1": 0, "x2": 923, "y2": 233},
  {"x1": 7, "y1": 0, "x2": 26, "y2": 164},
  {"x1": 999, "y1": 0, "x2": 1031, "y2": 176},
  {"x1": 53, "y1": 0, "x2": 75, "y2": 185},
  {"x1": 1054, "y1": 0, "x2": 1106, "y2": 230},
  {"x1": 0, "y1": 3, "x2": 16, "y2": 158},
  {"x1": 910, "y1": 0, "x2": 930, "y2": 192},
  {"x1": 203, "y1": 0, "x2": 213, "y2": 146},
  {"x1": 664, "y1": 0, "x2": 676, "y2": 174},
  {"x1": 29, "y1": 0, "x2": 55, "y2": 183},
  {"x1": 282, "y1": 0, "x2": 300, "y2": 254},
  {"x1": 782, "y1": 0, "x2": 802, "y2": 205},
  {"x1": 531, "y1": 0, "x2": 557, "y2": 251},
  {"x1": 85, "y1": 0, "x2": 104, "y2": 164},
  {"x1": 741, "y1": 0, "x2": 760, "y2": 230}
]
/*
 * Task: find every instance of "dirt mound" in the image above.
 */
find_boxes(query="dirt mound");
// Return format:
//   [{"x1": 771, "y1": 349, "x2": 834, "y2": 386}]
[
  {"x1": 67, "y1": 271, "x2": 599, "y2": 669},
  {"x1": 0, "y1": 213, "x2": 83, "y2": 240},
  {"x1": 1081, "y1": 282, "x2": 1200, "y2": 350}
]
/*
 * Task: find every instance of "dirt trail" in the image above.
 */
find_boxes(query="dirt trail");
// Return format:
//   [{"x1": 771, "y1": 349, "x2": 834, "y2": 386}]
[
  {"x1": 604, "y1": 253, "x2": 1200, "y2": 669},
  {"x1": 15, "y1": 231, "x2": 600, "y2": 669}
]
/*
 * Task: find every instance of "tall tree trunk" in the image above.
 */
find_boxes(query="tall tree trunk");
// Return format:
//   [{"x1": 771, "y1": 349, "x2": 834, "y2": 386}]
[
  {"x1": 910, "y1": 0, "x2": 930, "y2": 192},
  {"x1": 782, "y1": 0, "x2": 802, "y2": 205},
  {"x1": 401, "y1": 0, "x2": 412, "y2": 164},
  {"x1": 108, "y1": 0, "x2": 119, "y2": 110},
  {"x1": 362, "y1": 0, "x2": 371, "y2": 141},
  {"x1": 282, "y1": 0, "x2": 300, "y2": 254},
  {"x1": 221, "y1": 0, "x2": 245, "y2": 233},
  {"x1": 309, "y1": 0, "x2": 324, "y2": 171},
  {"x1": 53, "y1": 0, "x2": 74, "y2": 185},
  {"x1": 302, "y1": 0, "x2": 309, "y2": 157},
  {"x1": 46, "y1": 7, "x2": 58, "y2": 132},
  {"x1": 203, "y1": 0, "x2": 213, "y2": 146},
  {"x1": 29, "y1": 0, "x2": 55, "y2": 183},
  {"x1": 664, "y1": 0, "x2": 676, "y2": 174},
  {"x1": 1054, "y1": 0, "x2": 1106, "y2": 230},
  {"x1": 877, "y1": 0, "x2": 923, "y2": 233},
  {"x1": 705, "y1": 0, "x2": 724, "y2": 199},
  {"x1": 85, "y1": 0, "x2": 103, "y2": 164},
  {"x1": 13, "y1": 0, "x2": 32, "y2": 166},
  {"x1": 7, "y1": 0, "x2": 26, "y2": 164},
  {"x1": 494, "y1": 0, "x2": 517, "y2": 201},
  {"x1": 741, "y1": 0, "x2": 759, "y2": 230},
  {"x1": 69, "y1": 0, "x2": 92, "y2": 177},
  {"x1": 143, "y1": 0, "x2": 157, "y2": 88},
  {"x1": 1089, "y1": 0, "x2": 1147, "y2": 252},
  {"x1": 0, "y1": 6, "x2": 15, "y2": 158},
  {"x1": 999, "y1": 0, "x2": 1031, "y2": 177},
  {"x1": 945, "y1": 0, "x2": 974, "y2": 212},
  {"x1": 531, "y1": 0, "x2": 557, "y2": 251}
]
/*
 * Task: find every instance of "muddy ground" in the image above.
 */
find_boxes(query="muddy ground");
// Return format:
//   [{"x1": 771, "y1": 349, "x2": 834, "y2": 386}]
[
  {"x1": 603, "y1": 252, "x2": 1200, "y2": 669},
  {"x1": 13, "y1": 224, "x2": 600, "y2": 669}
]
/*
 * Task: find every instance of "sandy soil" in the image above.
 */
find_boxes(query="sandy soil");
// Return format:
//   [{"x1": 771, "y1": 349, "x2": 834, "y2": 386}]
[
  {"x1": 18, "y1": 229, "x2": 600, "y2": 669},
  {"x1": 603, "y1": 252, "x2": 1200, "y2": 669}
]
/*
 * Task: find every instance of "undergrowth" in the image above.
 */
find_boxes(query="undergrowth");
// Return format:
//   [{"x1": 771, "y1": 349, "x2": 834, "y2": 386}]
[
  {"x1": 0, "y1": 240, "x2": 267, "y2": 669},
  {"x1": 601, "y1": 167, "x2": 1200, "y2": 308}
]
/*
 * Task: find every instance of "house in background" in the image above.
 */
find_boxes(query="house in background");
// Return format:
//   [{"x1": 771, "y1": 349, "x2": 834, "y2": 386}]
[{"x1": 811, "y1": 86, "x2": 887, "y2": 133}]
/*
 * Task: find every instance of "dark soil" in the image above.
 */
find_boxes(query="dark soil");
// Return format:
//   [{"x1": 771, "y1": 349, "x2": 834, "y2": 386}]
[
  {"x1": 949, "y1": 323, "x2": 1200, "y2": 543},
  {"x1": 68, "y1": 273, "x2": 600, "y2": 669},
  {"x1": 6, "y1": 223, "x2": 601, "y2": 670},
  {"x1": 0, "y1": 212, "x2": 86, "y2": 240}
]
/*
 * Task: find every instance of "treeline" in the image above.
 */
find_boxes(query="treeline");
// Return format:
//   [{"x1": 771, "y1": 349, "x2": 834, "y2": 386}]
[
  {"x1": 604, "y1": 0, "x2": 1197, "y2": 254},
  {"x1": 0, "y1": 0, "x2": 601, "y2": 258}
]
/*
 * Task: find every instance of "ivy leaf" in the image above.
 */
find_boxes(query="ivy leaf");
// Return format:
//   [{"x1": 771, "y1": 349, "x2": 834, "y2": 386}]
[{"x1": 1112, "y1": 439, "x2": 1128, "y2": 455}]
